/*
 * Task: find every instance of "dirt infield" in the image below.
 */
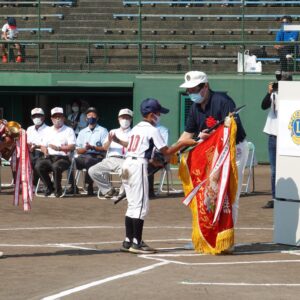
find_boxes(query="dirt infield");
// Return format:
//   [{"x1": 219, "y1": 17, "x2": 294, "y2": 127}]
[{"x1": 1, "y1": 165, "x2": 300, "y2": 300}]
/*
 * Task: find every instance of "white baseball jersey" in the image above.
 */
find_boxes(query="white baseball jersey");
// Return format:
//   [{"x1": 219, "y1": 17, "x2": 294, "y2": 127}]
[
  {"x1": 126, "y1": 121, "x2": 167, "y2": 159},
  {"x1": 122, "y1": 121, "x2": 167, "y2": 220},
  {"x1": 2, "y1": 24, "x2": 18, "y2": 40}
]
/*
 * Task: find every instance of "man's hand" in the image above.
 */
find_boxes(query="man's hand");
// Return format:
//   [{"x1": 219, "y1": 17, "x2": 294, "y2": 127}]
[
  {"x1": 85, "y1": 142, "x2": 93, "y2": 150},
  {"x1": 274, "y1": 45, "x2": 283, "y2": 50},
  {"x1": 198, "y1": 129, "x2": 213, "y2": 140},
  {"x1": 48, "y1": 144, "x2": 60, "y2": 151},
  {"x1": 40, "y1": 145, "x2": 48, "y2": 157}
]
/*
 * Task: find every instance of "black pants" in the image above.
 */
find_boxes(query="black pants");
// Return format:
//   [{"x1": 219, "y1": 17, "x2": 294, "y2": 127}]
[
  {"x1": 30, "y1": 150, "x2": 44, "y2": 186},
  {"x1": 35, "y1": 155, "x2": 71, "y2": 193},
  {"x1": 278, "y1": 46, "x2": 295, "y2": 72},
  {"x1": 71, "y1": 154, "x2": 103, "y2": 186}
]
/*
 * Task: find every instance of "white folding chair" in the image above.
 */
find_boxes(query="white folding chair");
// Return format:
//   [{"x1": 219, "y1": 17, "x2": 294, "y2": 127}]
[
  {"x1": 156, "y1": 163, "x2": 182, "y2": 195},
  {"x1": 241, "y1": 141, "x2": 257, "y2": 194}
]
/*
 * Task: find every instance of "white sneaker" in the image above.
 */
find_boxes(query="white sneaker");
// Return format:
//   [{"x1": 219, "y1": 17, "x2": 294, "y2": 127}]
[
  {"x1": 286, "y1": 54, "x2": 294, "y2": 60},
  {"x1": 0, "y1": 251, "x2": 3, "y2": 258}
]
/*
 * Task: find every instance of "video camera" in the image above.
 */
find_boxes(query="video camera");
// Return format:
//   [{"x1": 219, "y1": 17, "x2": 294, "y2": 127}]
[{"x1": 272, "y1": 71, "x2": 282, "y2": 91}]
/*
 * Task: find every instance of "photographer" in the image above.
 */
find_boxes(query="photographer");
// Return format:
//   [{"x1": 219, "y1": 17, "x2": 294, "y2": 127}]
[{"x1": 261, "y1": 71, "x2": 292, "y2": 209}]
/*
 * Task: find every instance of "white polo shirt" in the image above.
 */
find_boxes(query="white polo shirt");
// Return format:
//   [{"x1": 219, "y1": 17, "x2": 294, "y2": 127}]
[
  {"x1": 26, "y1": 123, "x2": 49, "y2": 149},
  {"x1": 106, "y1": 127, "x2": 131, "y2": 158},
  {"x1": 42, "y1": 125, "x2": 76, "y2": 156}
]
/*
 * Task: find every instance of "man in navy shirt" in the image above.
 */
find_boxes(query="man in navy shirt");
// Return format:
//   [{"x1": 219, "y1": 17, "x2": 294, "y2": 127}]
[
  {"x1": 274, "y1": 15, "x2": 299, "y2": 72},
  {"x1": 179, "y1": 71, "x2": 249, "y2": 250}
]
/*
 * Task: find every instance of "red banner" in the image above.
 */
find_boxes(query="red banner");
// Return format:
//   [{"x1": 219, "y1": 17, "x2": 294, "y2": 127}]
[{"x1": 179, "y1": 119, "x2": 238, "y2": 254}]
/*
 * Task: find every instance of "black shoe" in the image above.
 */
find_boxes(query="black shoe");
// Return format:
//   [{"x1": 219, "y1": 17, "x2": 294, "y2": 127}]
[
  {"x1": 120, "y1": 241, "x2": 132, "y2": 253},
  {"x1": 66, "y1": 186, "x2": 79, "y2": 195},
  {"x1": 87, "y1": 184, "x2": 94, "y2": 196},
  {"x1": 44, "y1": 188, "x2": 54, "y2": 196},
  {"x1": 55, "y1": 190, "x2": 63, "y2": 198},
  {"x1": 129, "y1": 241, "x2": 156, "y2": 254},
  {"x1": 262, "y1": 200, "x2": 274, "y2": 209},
  {"x1": 105, "y1": 187, "x2": 116, "y2": 198},
  {"x1": 149, "y1": 192, "x2": 156, "y2": 199}
]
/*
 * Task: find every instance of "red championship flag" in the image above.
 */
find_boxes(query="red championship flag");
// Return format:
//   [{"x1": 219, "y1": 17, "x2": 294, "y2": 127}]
[{"x1": 179, "y1": 117, "x2": 238, "y2": 254}]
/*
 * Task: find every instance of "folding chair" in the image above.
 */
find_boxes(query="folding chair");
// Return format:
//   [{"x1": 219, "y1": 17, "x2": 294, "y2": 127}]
[
  {"x1": 241, "y1": 141, "x2": 257, "y2": 194},
  {"x1": 156, "y1": 163, "x2": 183, "y2": 195},
  {"x1": 74, "y1": 168, "x2": 88, "y2": 194}
]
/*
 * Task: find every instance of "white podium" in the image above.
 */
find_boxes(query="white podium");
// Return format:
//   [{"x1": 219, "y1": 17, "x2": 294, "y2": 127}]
[{"x1": 274, "y1": 81, "x2": 300, "y2": 246}]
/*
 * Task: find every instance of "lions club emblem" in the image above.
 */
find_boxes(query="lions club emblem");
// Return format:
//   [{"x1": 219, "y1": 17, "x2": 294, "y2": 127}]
[{"x1": 288, "y1": 110, "x2": 300, "y2": 145}]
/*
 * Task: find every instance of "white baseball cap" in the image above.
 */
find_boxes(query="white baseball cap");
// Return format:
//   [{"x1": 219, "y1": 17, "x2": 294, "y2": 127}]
[
  {"x1": 118, "y1": 108, "x2": 133, "y2": 117},
  {"x1": 51, "y1": 107, "x2": 64, "y2": 116},
  {"x1": 31, "y1": 108, "x2": 44, "y2": 116},
  {"x1": 180, "y1": 71, "x2": 208, "y2": 88}
]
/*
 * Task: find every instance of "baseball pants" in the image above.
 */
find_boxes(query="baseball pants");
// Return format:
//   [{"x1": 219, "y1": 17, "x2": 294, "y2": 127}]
[{"x1": 122, "y1": 157, "x2": 149, "y2": 220}]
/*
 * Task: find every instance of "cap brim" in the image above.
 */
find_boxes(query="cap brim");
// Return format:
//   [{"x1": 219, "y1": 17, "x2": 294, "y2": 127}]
[
  {"x1": 180, "y1": 80, "x2": 200, "y2": 88},
  {"x1": 160, "y1": 107, "x2": 169, "y2": 114}
]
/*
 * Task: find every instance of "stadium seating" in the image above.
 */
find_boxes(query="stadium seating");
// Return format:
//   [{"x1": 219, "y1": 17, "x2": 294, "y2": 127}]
[{"x1": 0, "y1": 0, "x2": 298, "y2": 73}]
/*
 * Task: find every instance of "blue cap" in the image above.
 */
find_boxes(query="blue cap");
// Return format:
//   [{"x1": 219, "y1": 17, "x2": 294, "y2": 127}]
[
  {"x1": 7, "y1": 17, "x2": 16, "y2": 26},
  {"x1": 140, "y1": 98, "x2": 169, "y2": 116}
]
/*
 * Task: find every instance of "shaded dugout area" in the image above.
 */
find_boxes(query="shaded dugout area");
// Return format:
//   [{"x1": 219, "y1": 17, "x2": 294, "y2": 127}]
[{"x1": 0, "y1": 87, "x2": 133, "y2": 130}]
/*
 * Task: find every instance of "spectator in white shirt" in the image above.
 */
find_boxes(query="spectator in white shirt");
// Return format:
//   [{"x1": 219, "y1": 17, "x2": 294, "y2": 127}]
[
  {"x1": 27, "y1": 107, "x2": 49, "y2": 186},
  {"x1": 88, "y1": 108, "x2": 133, "y2": 200},
  {"x1": 35, "y1": 107, "x2": 76, "y2": 197}
]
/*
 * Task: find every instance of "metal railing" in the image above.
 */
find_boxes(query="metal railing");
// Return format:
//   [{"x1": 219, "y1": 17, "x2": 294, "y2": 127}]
[
  {"x1": 0, "y1": 0, "x2": 298, "y2": 73},
  {"x1": 1, "y1": 39, "x2": 299, "y2": 73}
]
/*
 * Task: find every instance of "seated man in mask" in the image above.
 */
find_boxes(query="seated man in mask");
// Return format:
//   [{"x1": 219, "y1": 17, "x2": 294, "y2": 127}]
[
  {"x1": 88, "y1": 108, "x2": 133, "y2": 200},
  {"x1": 35, "y1": 107, "x2": 76, "y2": 197},
  {"x1": 27, "y1": 107, "x2": 49, "y2": 188},
  {"x1": 69, "y1": 107, "x2": 108, "y2": 195}
]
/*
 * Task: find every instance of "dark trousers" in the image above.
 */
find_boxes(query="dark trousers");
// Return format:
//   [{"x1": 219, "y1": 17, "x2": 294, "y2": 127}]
[
  {"x1": 71, "y1": 154, "x2": 103, "y2": 186},
  {"x1": 35, "y1": 155, "x2": 71, "y2": 193},
  {"x1": 278, "y1": 46, "x2": 295, "y2": 72},
  {"x1": 268, "y1": 135, "x2": 277, "y2": 199},
  {"x1": 30, "y1": 150, "x2": 44, "y2": 186}
]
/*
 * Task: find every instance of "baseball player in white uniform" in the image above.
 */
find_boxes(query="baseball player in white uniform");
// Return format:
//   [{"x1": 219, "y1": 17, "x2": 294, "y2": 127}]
[{"x1": 113, "y1": 98, "x2": 196, "y2": 254}]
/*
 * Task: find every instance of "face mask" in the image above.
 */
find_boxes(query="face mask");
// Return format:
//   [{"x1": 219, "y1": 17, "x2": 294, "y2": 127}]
[
  {"x1": 119, "y1": 119, "x2": 131, "y2": 129},
  {"x1": 189, "y1": 86, "x2": 207, "y2": 104},
  {"x1": 87, "y1": 117, "x2": 97, "y2": 125},
  {"x1": 32, "y1": 117, "x2": 42, "y2": 126},
  {"x1": 52, "y1": 118, "x2": 64, "y2": 128},
  {"x1": 72, "y1": 106, "x2": 79, "y2": 113},
  {"x1": 152, "y1": 114, "x2": 160, "y2": 126}
]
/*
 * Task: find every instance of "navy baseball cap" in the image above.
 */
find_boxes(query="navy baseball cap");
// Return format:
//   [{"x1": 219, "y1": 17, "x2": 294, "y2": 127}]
[
  {"x1": 140, "y1": 98, "x2": 169, "y2": 116},
  {"x1": 7, "y1": 17, "x2": 16, "y2": 26}
]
